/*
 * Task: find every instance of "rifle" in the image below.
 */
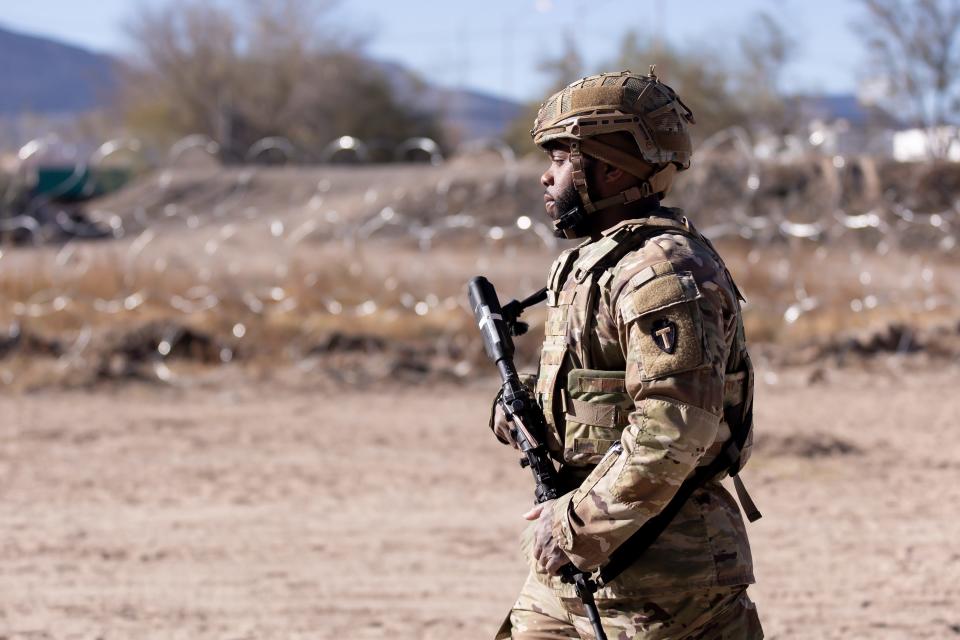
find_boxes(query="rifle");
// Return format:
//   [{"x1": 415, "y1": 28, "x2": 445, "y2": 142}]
[{"x1": 467, "y1": 276, "x2": 608, "y2": 640}]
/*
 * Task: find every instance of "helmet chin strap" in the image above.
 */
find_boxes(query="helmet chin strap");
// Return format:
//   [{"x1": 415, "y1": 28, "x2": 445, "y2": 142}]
[
  {"x1": 556, "y1": 141, "x2": 676, "y2": 239},
  {"x1": 569, "y1": 140, "x2": 596, "y2": 214}
]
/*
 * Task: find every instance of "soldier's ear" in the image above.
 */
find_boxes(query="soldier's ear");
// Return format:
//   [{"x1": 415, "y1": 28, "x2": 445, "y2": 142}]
[{"x1": 598, "y1": 161, "x2": 624, "y2": 184}]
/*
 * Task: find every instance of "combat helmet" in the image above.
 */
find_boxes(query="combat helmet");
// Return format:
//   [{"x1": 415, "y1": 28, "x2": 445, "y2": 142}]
[{"x1": 531, "y1": 68, "x2": 695, "y2": 236}]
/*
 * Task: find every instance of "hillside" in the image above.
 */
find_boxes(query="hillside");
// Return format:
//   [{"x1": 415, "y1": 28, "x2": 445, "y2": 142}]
[{"x1": 0, "y1": 25, "x2": 117, "y2": 114}]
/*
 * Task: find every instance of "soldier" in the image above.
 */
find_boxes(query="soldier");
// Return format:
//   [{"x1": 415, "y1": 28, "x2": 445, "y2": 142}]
[{"x1": 490, "y1": 69, "x2": 763, "y2": 639}]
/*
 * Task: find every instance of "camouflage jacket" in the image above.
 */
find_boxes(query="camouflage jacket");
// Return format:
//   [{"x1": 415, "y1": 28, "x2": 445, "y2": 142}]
[{"x1": 523, "y1": 208, "x2": 756, "y2": 599}]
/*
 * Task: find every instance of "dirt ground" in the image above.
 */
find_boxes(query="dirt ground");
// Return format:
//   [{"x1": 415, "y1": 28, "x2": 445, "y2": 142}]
[{"x1": 0, "y1": 361, "x2": 958, "y2": 640}]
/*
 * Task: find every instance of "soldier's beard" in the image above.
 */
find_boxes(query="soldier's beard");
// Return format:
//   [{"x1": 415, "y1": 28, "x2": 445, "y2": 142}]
[{"x1": 551, "y1": 183, "x2": 590, "y2": 239}]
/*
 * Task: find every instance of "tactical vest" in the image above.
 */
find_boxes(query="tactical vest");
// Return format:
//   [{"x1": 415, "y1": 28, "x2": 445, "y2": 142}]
[{"x1": 534, "y1": 212, "x2": 755, "y2": 484}]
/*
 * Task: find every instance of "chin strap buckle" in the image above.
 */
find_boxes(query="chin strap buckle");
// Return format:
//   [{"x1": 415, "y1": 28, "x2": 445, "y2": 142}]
[{"x1": 621, "y1": 186, "x2": 643, "y2": 202}]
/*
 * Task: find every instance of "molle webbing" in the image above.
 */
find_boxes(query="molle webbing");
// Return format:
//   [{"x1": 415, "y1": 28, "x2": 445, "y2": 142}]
[
  {"x1": 562, "y1": 369, "x2": 632, "y2": 467},
  {"x1": 549, "y1": 248, "x2": 580, "y2": 292},
  {"x1": 566, "y1": 397, "x2": 629, "y2": 428},
  {"x1": 572, "y1": 375, "x2": 626, "y2": 394},
  {"x1": 537, "y1": 247, "x2": 582, "y2": 446}
]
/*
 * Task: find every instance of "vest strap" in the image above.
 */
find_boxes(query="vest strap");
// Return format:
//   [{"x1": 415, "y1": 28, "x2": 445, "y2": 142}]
[{"x1": 732, "y1": 474, "x2": 763, "y2": 522}]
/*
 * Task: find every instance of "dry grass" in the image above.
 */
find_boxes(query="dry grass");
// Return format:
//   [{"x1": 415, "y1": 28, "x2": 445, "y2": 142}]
[{"x1": 3, "y1": 159, "x2": 960, "y2": 387}]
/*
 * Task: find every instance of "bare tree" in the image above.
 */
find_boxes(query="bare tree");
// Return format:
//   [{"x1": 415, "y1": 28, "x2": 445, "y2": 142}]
[
  {"x1": 120, "y1": 0, "x2": 442, "y2": 161},
  {"x1": 501, "y1": 33, "x2": 585, "y2": 154},
  {"x1": 504, "y1": 18, "x2": 798, "y2": 154},
  {"x1": 740, "y1": 11, "x2": 795, "y2": 92},
  {"x1": 738, "y1": 11, "x2": 798, "y2": 133},
  {"x1": 855, "y1": 0, "x2": 960, "y2": 158},
  {"x1": 122, "y1": 2, "x2": 240, "y2": 148},
  {"x1": 537, "y1": 32, "x2": 584, "y2": 93},
  {"x1": 612, "y1": 31, "x2": 747, "y2": 140}
]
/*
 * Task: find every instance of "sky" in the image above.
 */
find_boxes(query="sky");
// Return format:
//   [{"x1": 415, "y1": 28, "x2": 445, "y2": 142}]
[{"x1": 1, "y1": 0, "x2": 868, "y2": 103}]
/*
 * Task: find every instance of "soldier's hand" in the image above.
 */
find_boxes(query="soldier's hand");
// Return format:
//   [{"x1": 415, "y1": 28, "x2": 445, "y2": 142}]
[
  {"x1": 491, "y1": 403, "x2": 519, "y2": 449},
  {"x1": 524, "y1": 500, "x2": 570, "y2": 576}
]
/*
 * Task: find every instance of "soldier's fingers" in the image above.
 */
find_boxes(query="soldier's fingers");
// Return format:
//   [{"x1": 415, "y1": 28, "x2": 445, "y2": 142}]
[
  {"x1": 545, "y1": 553, "x2": 565, "y2": 576},
  {"x1": 493, "y1": 421, "x2": 516, "y2": 448},
  {"x1": 522, "y1": 504, "x2": 544, "y2": 520},
  {"x1": 532, "y1": 533, "x2": 544, "y2": 563},
  {"x1": 542, "y1": 553, "x2": 555, "y2": 575}
]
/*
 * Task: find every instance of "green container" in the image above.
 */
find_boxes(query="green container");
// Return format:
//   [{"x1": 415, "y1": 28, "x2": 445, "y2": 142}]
[{"x1": 34, "y1": 165, "x2": 132, "y2": 201}]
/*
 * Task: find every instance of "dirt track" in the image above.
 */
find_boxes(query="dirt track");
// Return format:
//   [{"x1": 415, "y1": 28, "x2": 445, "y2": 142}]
[{"x1": 1, "y1": 363, "x2": 958, "y2": 639}]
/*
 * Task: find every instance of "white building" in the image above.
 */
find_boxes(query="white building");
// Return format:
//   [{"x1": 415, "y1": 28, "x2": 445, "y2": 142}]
[{"x1": 891, "y1": 126, "x2": 960, "y2": 162}]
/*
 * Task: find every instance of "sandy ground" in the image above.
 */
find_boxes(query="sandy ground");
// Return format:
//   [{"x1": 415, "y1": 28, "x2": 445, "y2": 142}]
[{"x1": 1, "y1": 363, "x2": 958, "y2": 639}]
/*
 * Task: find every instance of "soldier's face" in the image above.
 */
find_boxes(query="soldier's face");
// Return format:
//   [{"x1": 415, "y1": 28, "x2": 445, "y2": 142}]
[{"x1": 540, "y1": 144, "x2": 579, "y2": 223}]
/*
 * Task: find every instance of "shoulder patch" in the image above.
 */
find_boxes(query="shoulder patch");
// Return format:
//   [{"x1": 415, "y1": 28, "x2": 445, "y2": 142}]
[{"x1": 619, "y1": 269, "x2": 705, "y2": 380}]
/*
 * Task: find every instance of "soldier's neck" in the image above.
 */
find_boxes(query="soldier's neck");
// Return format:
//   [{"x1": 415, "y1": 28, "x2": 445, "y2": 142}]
[{"x1": 587, "y1": 195, "x2": 663, "y2": 241}]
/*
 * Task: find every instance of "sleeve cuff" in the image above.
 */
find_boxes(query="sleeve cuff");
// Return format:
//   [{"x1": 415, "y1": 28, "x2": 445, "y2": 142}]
[{"x1": 550, "y1": 493, "x2": 581, "y2": 566}]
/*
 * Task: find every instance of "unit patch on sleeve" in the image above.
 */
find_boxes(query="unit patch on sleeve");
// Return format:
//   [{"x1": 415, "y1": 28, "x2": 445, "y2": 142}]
[{"x1": 651, "y1": 318, "x2": 678, "y2": 354}]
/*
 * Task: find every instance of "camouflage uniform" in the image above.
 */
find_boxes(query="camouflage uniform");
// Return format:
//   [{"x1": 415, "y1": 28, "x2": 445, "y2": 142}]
[{"x1": 496, "y1": 208, "x2": 761, "y2": 639}]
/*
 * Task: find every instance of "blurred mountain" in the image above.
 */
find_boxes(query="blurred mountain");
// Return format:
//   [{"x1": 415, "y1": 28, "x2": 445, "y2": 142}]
[
  {"x1": 0, "y1": 24, "x2": 117, "y2": 115},
  {"x1": 424, "y1": 85, "x2": 524, "y2": 143},
  {"x1": 372, "y1": 60, "x2": 525, "y2": 143}
]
